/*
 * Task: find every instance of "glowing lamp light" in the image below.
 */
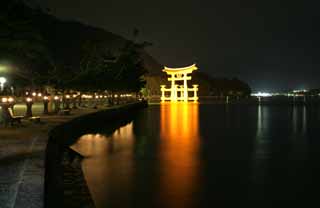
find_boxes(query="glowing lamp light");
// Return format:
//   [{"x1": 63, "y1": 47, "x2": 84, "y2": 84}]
[
  {"x1": 32, "y1": 92, "x2": 37, "y2": 96},
  {"x1": 54, "y1": 96, "x2": 59, "y2": 101},
  {"x1": 73, "y1": 94, "x2": 77, "y2": 98},
  {"x1": 1, "y1": 97, "x2": 8, "y2": 103},
  {"x1": 99, "y1": 95, "x2": 103, "y2": 98},
  {"x1": 83, "y1": 95, "x2": 93, "y2": 99},
  {"x1": 26, "y1": 97, "x2": 33, "y2": 103},
  {"x1": 82, "y1": 94, "x2": 91, "y2": 99},
  {"x1": 38, "y1": 93, "x2": 42, "y2": 97},
  {"x1": 95, "y1": 95, "x2": 99, "y2": 99},
  {"x1": 65, "y1": 95, "x2": 71, "y2": 99},
  {"x1": 44, "y1": 96, "x2": 49, "y2": 101},
  {"x1": 0, "y1": 77, "x2": 6, "y2": 84},
  {"x1": 0, "y1": 77, "x2": 7, "y2": 91},
  {"x1": 8, "y1": 97, "x2": 14, "y2": 103}
]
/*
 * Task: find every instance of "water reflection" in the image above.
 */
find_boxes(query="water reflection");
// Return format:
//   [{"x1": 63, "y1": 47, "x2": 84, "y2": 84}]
[
  {"x1": 69, "y1": 104, "x2": 319, "y2": 207},
  {"x1": 71, "y1": 123, "x2": 135, "y2": 208},
  {"x1": 292, "y1": 106, "x2": 297, "y2": 134},
  {"x1": 251, "y1": 105, "x2": 270, "y2": 191},
  {"x1": 71, "y1": 104, "x2": 201, "y2": 208},
  {"x1": 302, "y1": 106, "x2": 307, "y2": 134},
  {"x1": 257, "y1": 105, "x2": 263, "y2": 138},
  {"x1": 292, "y1": 106, "x2": 307, "y2": 135},
  {"x1": 158, "y1": 103, "x2": 200, "y2": 207},
  {"x1": 254, "y1": 105, "x2": 270, "y2": 159},
  {"x1": 291, "y1": 106, "x2": 308, "y2": 159}
]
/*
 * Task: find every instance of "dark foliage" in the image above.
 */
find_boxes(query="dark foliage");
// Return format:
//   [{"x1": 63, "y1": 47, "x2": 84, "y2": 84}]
[
  {"x1": 189, "y1": 71, "x2": 251, "y2": 96},
  {"x1": 0, "y1": 0, "x2": 152, "y2": 93},
  {"x1": 0, "y1": 0, "x2": 54, "y2": 87}
]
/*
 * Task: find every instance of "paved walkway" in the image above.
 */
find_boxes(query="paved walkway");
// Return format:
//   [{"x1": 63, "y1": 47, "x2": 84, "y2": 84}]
[{"x1": 0, "y1": 106, "x2": 104, "y2": 208}]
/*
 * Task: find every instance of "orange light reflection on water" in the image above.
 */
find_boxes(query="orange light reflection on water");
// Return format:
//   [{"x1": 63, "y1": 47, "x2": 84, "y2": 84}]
[
  {"x1": 159, "y1": 102, "x2": 201, "y2": 207},
  {"x1": 71, "y1": 122, "x2": 135, "y2": 208}
]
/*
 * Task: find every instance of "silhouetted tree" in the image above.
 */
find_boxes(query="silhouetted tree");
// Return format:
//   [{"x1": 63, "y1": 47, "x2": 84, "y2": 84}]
[{"x1": 0, "y1": 0, "x2": 54, "y2": 88}]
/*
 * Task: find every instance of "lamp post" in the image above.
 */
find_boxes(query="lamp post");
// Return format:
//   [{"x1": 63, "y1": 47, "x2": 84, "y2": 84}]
[
  {"x1": 65, "y1": 94, "x2": 71, "y2": 109},
  {"x1": 1, "y1": 97, "x2": 10, "y2": 126},
  {"x1": 25, "y1": 97, "x2": 33, "y2": 117},
  {"x1": 54, "y1": 96, "x2": 60, "y2": 114},
  {"x1": 94, "y1": 95, "x2": 99, "y2": 109},
  {"x1": 0, "y1": 77, "x2": 7, "y2": 92},
  {"x1": 43, "y1": 96, "x2": 49, "y2": 115},
  {"x1": 72, "y1": 94, "x2": 78, "y2": 109}
]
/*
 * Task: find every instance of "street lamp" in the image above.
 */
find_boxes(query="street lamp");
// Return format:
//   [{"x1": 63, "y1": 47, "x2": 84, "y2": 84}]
[
  {"x1": 25, "y1": 97, "x2": 33, "y2": 117},
  {"x1": 54, "y1": 96, "x2": 60, "y2": 114},
  {"x1": 43, "y1": 96, "x2": 50, "y2": 115},
  {"x1": 0, "y1": 77, "x2": 7, "y2": 92}
]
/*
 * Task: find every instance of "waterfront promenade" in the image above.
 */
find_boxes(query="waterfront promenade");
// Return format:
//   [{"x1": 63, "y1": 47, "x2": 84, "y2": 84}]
[{"x1": 0, "y1": 103, "x2": 112, "y2": 208}]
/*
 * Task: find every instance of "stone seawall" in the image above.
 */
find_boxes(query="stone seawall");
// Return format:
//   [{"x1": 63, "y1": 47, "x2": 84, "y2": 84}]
[{"x1": 45, "y1": 101, "x2": 148, "y2": 208}]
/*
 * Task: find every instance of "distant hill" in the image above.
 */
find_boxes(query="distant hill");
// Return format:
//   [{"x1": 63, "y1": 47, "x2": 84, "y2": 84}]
[
  {"x1": 33, "y1": 9, "x2": 163, "y2": 75},
  {"x1": 1, "y1": 0, "x2": 162, "y2": 76},
  {"x1": 1, "y1": 0, "x2": 251, "y2": 96}
]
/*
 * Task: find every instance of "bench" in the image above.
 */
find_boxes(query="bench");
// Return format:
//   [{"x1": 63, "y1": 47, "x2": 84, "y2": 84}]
[{"x1": 7, "y1": 108, "x2": 24, "y2": 126}]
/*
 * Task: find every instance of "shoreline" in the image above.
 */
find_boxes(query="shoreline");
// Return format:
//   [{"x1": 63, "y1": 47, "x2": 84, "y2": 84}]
[
  {"x1": 63, "y1": 148, "x2": 95, "y2": 208},
  {"x1": 147, "y1": 96, "x2": 320, "y2": 106},
  {"x1": 45, "y1": 101, "x2": 148, "y2": 208},
  {"x1": 0, "y1": 107, "x2": 104, "y2": 208},
  {"x1": 0, "y1": 101, "x2": 147, "y2": 208}
]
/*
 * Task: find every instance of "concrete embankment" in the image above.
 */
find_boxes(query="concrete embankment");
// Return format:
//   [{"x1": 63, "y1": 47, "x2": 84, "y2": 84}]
[
  {"x1": 45, "y1": 101, "x2": 147, "y2": 208},
  {"x1": 0, "y1": 107, "x2": 102, "y2": 208},
  {"x1": 0, "y1": 102, "x2": 147, "y2": 208}
]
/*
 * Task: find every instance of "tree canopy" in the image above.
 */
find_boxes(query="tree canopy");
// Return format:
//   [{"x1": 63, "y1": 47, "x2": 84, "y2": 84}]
[{"x1": 0, "y1": 0, "x2": 150, "y2": 95}]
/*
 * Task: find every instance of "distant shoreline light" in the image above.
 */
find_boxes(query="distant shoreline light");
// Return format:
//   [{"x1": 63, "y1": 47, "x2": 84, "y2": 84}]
[
  {"x1": 251, "y1": 89, "x2": 315, "y2": 97},
  {"x1": 251, "y1": 92, "x2": 272, "y2": 97}
]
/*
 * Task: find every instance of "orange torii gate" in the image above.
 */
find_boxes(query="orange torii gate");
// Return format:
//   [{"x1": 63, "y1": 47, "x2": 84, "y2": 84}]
[{"x1": 160, "y1": 64, "x2": 199, "y2": 102}]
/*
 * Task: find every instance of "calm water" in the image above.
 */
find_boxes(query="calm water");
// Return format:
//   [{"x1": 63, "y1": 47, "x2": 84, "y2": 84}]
[{"x1": 71, "y1": 103, "x2": 320, "y2": 208}]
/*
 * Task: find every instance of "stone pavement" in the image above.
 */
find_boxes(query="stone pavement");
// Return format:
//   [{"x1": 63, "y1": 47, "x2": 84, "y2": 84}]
[{"x1": 0, "y1": 106, "x2": 103, "y2": 208}]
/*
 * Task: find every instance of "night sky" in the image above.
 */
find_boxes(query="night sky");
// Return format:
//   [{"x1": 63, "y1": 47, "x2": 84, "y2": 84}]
[{"x1": 38, "y1": 0, "x2": 320, "y2": 92}]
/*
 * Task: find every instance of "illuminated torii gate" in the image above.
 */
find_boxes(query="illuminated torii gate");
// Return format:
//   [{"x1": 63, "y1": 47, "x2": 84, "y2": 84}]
[{"x1": 160, "y1": 64, "x2": 199, "y2": 102}]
